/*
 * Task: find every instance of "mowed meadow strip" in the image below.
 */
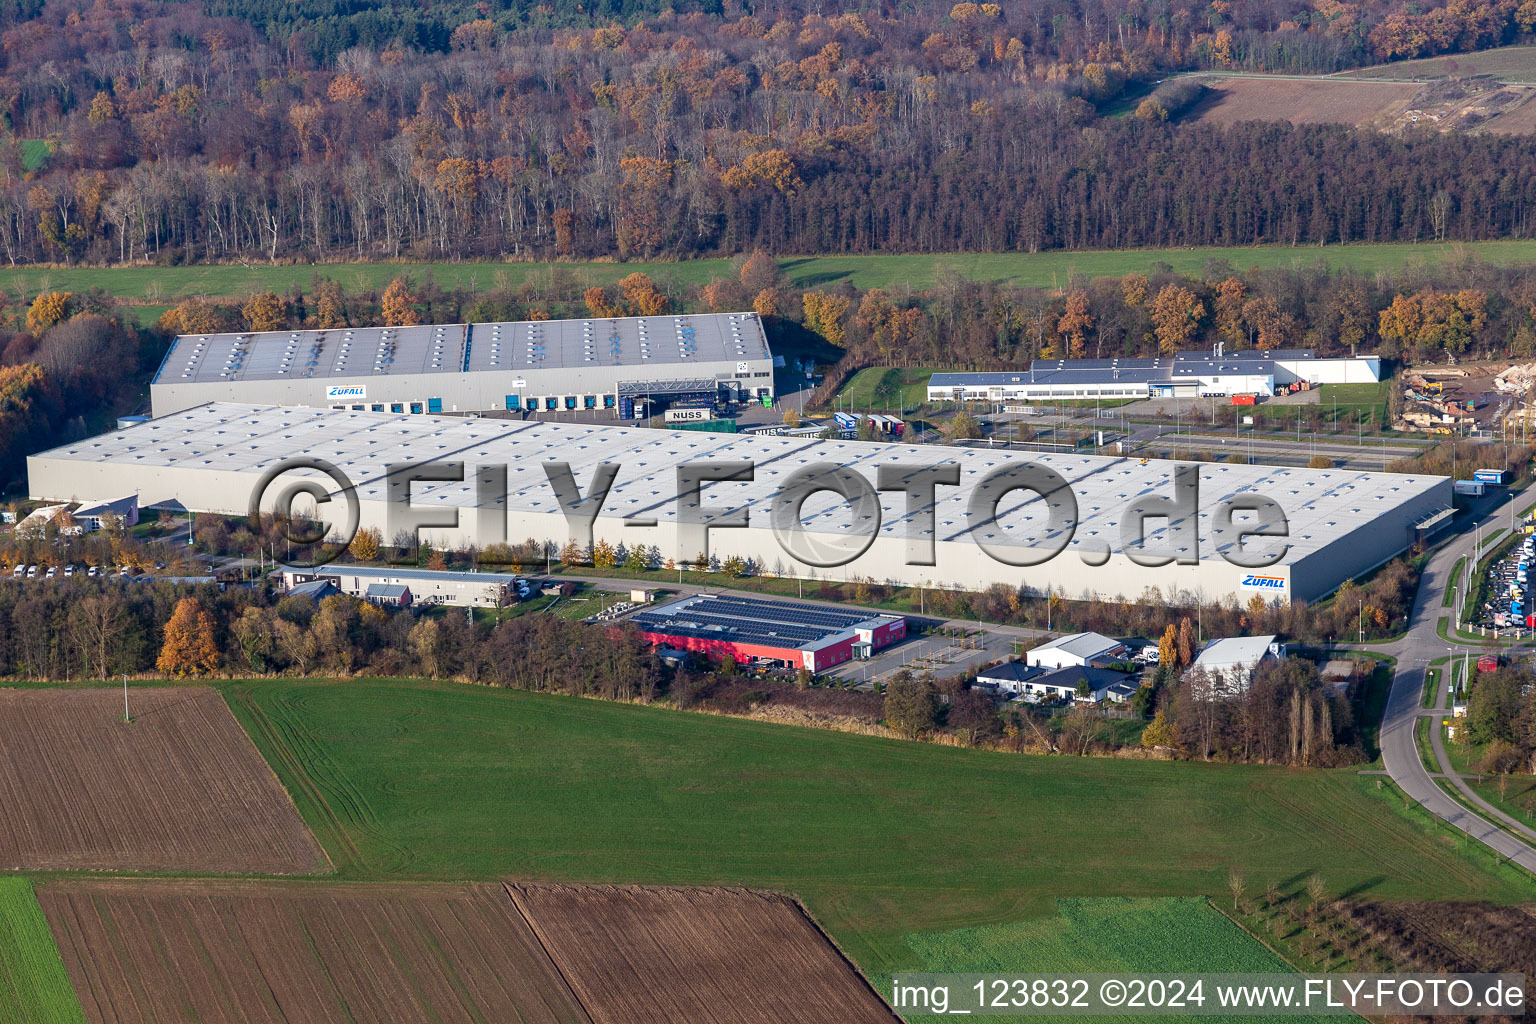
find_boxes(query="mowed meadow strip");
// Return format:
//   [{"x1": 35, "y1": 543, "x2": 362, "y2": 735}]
[
  {"x1": 0, "y1": 878, "x2": 86, "y2": 1024},
  {"x1": 0, "y1": 688, "x2": 324, "y2": 873},
  {"x1": 506, "y1": 884, "x2": 899, "y2": 1024},
  {"x1": 35, "y1": 880, "x2": 593, "y2": 1024}
]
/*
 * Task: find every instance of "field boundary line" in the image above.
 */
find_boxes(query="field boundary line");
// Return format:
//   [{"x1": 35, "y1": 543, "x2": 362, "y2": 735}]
[
  {"x1": 783, "y1": 895, "x2": 907, "y2": 1022},
  {"x1": 227, "y1": 690, "x2": 353, "y2": 873},
  {"x1": 500, "y1": 883, "x2": 598, "y2": 1024}
]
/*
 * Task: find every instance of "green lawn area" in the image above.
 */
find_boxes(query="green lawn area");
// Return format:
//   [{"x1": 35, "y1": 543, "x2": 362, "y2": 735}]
[
  {"x1": 1468, "y1": 774, "x2": 1536, "y2": 828},
  {"x1": 0, "y1": 879, "x2": 85, "y2": 1024},
  {"x1": 1337, "y1": 46, "x2": 1536, "y2": 81},
  {"x1": 836, "y1": 366, "x2": 938, "y2": 410},
  {"x1": 218, "y1": 679, "x2": 1534, "y2": 978},
  {"x1": 896, "y1": 897, "x2": 1327, "y2": 1024},
  {"x1": 8, "y1": 240, "x2": 1536, "y2": 304},
  {"x1": 1317, "y1": 381, "x2": 1390, "y2": 424},
  {"x1": 17, "y1": 140, "x2": 49, "y2": 173}
]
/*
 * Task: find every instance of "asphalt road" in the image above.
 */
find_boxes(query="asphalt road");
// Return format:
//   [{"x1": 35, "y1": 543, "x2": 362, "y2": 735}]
[{"x1": 1374, "y1": 489, "x2": 1536, "y2": 871}]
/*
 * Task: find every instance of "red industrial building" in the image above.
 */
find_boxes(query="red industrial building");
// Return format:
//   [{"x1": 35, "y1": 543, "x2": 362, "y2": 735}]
[{"x1": 626, "y1": 594, "x2": 906, "y2": 672}]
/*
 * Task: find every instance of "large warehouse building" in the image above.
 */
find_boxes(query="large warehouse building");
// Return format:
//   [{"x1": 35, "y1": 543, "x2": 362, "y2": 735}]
[
  {"x1": 627, "y1": 594, "x2": 906, "y2": 671},
  {"x1": 27, "y1": 403, "x2": 1450, "y2": 605},
  {"x1": 928, "y1": 348, "x2": 1381, "y2": 403},
  {"x1": 149, "y1": 312, "x2": 775, "y2": 418}
]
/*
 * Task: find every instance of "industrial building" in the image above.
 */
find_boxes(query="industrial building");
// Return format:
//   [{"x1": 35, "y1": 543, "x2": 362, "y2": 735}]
[
  {"x1": 928, "y1": 348, "x2": 1381, "y2": 403},
  {"x1": 625, "y1": 594, "x2": 906, "y2": 671},
  {"x1": 27, "y1": 403, "x2": 1451, "y2": 605},
  {"x1": 279, "y1": 564, "x2": 516, "y2": 607},
  {"x1": 149, "y1": 312, "x2": 776, "y2": 418}
]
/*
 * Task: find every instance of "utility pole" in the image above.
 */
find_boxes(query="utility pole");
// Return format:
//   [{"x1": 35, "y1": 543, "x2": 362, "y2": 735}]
[{"x1": 122, "y1": 674, "x2": 130, "y2": 723}]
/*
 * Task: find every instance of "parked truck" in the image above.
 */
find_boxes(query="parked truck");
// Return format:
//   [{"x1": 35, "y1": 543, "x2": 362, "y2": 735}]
[
  {"x1": 1473, "y1": 468, "x2": 1512, "y2": 485},
  {"x1": 1453, "y1": 479, "x2": 1486, "y2": 498}
]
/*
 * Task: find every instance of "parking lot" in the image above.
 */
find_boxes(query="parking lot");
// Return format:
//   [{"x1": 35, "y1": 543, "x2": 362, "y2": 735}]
[{"x1": 1470, "y1": 526, "x2": 1536, "y2": 631}]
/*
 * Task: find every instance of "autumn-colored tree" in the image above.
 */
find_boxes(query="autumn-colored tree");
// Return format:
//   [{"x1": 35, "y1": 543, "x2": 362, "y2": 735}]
[
  {"x1": 381, "y1": 277, "x2": 421, "y2": 326},
  {"x1": 1307, "y1": 455, "x2": 1335, "y2": 469},
  {"x1": 155, "y1": 597, "x2": 220, "y2": 677},
  {"x1": 753, "y1": 287, "x2": 785, "y2": 318},
  {"x1": 722, "y1": 150, "x2": 802, "y2": 193},
  {"x1": 1176, "y1": 616, "x2": 1194, "y2": 667},
  {"x1": 619, "y1": 272, "x2": 668, "y2": 316},
  {"x1": 1242, "y1": 295, "x2": 1294, "y2": 351},
  {"x1": 946, "y1": 409, "x2": 982, "y2": 440},
  {"x1": 425, "y1": 548, "x2": 448, "y2": 571},
  {"x1": 242, "y1": 290, "x2": 286, "y2": 332},
  {"x1": 312, "y1": 279, "x2": 348, "y2": 328},
  {"x1": 593, "y1": 538, "x2": 618, "y2": 567},
  {"x1": 1141, "y1": 709, "x2": 1177, "y2": 748},
  {"x1": 1157, "y1": 622, "x2": 1177, "y2": 666},
  {"x1": 1150, "y1": 284, "x2": 1205, "y2": 355},
  {"x1": 553, "y1": 208, "x2": 575, "y2": 256},
  {"x1": 158, "y1": 297, "x2": 225, "y2": 336},
  {"x1": 738, "y1": 249, "x2": 779, "y2": 293},
  {"x1": 782, "y1": 407, "x2": 802, "y2": 427},
  {"x1": 584, "y1": 286, "x2": 620, "y2": 319},
  {"x1": 1056, "y1": 289, "x2": 1094, "y2": 359},
  {"x1": 1213, "y1": 277, "x2": 1247, "y2": 346},
  {"x1": 616, "y1": 155, "x2": 678, "y2": 257},
  {"x1": 1121, "y1": 273, "x2": 1150, "y2": 308},
  {"x1": 26, "y1": 292, "x2": 72, "y2": 334},
  {"x1": 349, "y1": 525, "x2": 381, "y2": 561},
  {"x1": 803, "y1": 291, "x2": 851, "y2": 346}
]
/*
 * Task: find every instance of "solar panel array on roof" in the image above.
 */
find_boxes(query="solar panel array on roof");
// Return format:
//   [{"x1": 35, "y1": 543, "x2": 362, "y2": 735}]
[
  {"x1": 628, "y1": 594, "x2": 896, "y2": 651},
  {"x1": 154, "y1": 313, "x2": 771, "y2": 386}
]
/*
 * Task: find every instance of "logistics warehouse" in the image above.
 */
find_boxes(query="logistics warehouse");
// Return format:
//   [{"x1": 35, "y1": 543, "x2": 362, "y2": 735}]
[
  {"x1": 28, "y1": 405, "x2": 1451, "y2": 605},
  {"x1": 629, "y1": 594, "x2": 906, "y2": 671},
  {"x1": 928, "y1": 347, "x2": 1381, "y2": 402},
  {"x1": 149, "y1": 311, "x2": 776, "y2": 419}
]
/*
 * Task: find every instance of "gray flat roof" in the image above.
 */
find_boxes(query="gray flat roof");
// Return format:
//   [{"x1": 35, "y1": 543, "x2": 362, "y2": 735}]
[
  {"x1": 930, "y1": 349, "x2": 1373, "y2": 389},
  {"x1": 36, "y1": 404, "x2": 1448, "y2": 564},
  {"x1": 293, "y1": 564, "x2": 514, "y2": 588},
  {"x1": 153, "y1": 312, "x2": 771, "y2": 386}
]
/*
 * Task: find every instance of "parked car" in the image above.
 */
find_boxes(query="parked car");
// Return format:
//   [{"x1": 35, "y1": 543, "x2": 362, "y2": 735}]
[
  {"x1": 63, "y1": 564, "x2": 74, "y2": 576},
  {"x1": 87, "y1": 565, "x2": 98, "y2": 577},
  {"x1": 26, "y1": 565, "x2": 37, "y2": 577},
  {"x1": 44, "y1": 567, "x2": 56, "y2": 579},
  {"x1": 9, "y1": 564, "x2": 21, "y2": 577}
]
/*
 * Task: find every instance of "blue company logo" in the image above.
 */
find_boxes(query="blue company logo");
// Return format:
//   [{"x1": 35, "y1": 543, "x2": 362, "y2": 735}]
[
  {"x1": 1241, "y1": 574, "x2": 1286, "y2": 590},
  {"x1": 325, "y1": 385, "x2": 366, "y2": 400}
]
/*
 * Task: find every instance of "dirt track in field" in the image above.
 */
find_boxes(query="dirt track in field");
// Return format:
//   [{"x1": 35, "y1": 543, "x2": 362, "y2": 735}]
[
  {"x1": 508, "y1": 883, "x2": 901, "y2": 1024},
  {"x1": 0, "y1": 687, "x2": 324, "y2": 873},
  {"x1": 37, "y1": 879, "x2": 899, "y2": 1024}
]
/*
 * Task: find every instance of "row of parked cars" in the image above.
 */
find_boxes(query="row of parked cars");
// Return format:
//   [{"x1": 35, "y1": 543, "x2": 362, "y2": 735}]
[
  {"x1": 9, "y1": 563, "x2": 134, "y2": 580},
  {"x1": 1486, "y1": 531, "x2": 1536, "y2": 628}
]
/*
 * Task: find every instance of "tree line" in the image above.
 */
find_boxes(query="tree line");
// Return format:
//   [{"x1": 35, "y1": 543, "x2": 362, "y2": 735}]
[{"x1": 0, "y1": 0, "x2": 1533, "y2": 266}]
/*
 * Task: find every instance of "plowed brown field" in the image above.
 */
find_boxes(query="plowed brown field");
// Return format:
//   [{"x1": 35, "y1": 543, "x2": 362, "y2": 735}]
[
  {"x1": 38, "y1": 880, "x2": 592, "y2": 1024},
  {"x1": 0, "y1": 687, "x2": 323, "y2": 873},
  {"x1": 37, "y1": 879, "x2": 899, "y2": 1024},
  {"x1": 508, "y1": 883, "x2": 900, "y2": 1024}
]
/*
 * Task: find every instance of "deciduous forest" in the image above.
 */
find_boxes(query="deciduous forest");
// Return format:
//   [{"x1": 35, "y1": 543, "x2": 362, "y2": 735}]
[{"x1": 0, "y1": 0, "x2": 1534, "y2": 266}]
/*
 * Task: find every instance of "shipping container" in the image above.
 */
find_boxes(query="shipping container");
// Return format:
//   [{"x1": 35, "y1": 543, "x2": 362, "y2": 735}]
[
  {"x1": 1478, "y1": 656, "x2": 1499, "y2": 672},
  {"x1": 1230, "y1": 394, "x2": 1256, "y2": 406}
]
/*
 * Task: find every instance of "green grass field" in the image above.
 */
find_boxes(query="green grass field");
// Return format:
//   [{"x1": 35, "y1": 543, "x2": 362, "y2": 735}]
[
  {"x1": 17, "y1": 140, "x2": 49, "y2": 173},
  {"x1": 0, "y1": 879, "x2": 86, "y2": 1024},
  {"x1": 218, "y1": 679, "x2": 1534, "y2": 977},
  {"x1": 1338, "y1": 46, "x2": 1536, "y2": 81},
  {"x1": 896, "y1": 897, "x2": 1328, "y2": 1024},
  {"x1": 837, "y1": 366, "x2": 939, "y2": 409},
  {"x1": 6, "y1": 239, "x2": 1536, "y2": 305},
  {"x1": 1317, "y1": 382, "x2": 1390, "y2": 423}
]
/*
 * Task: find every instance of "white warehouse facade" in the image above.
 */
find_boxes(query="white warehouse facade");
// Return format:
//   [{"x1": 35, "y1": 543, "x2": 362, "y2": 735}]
[
  {"x1": 28, "y1": 404, "x2": 1449, "y2": 607},
  {"x1": 149, "y1": 312, "x2": 776, "y2": 419},
  {"x1": 928, "y1": 348, "x2": 1381, "y2": 403}
]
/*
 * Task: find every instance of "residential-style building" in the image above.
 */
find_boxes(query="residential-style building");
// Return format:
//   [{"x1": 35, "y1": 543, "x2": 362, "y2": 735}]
[
  {"x1": 72, "y1": 495, "x2": 139, "y2": 532},
  {"x1": 363, "y1": 583, "x2": 412, "y2": 608},
  {"x1": 975, "y1": 661, "x2": 1138, "y2": 704}
]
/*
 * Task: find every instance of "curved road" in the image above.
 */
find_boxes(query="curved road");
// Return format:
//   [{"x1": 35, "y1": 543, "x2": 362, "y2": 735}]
[{"x1": 1376, "y1": 491, "x2": 1536, "y2": 871}]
